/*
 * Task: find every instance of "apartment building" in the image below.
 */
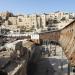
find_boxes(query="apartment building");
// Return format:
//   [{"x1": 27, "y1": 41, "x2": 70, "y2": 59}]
[
  {"x1": 1, "y1": 11, "x2": 75, "y2": 32},
  {"x1": 4, "y1": 14, "x2": 42, "y2": 31},
  {"x1": 17, "y1": 14, "x2": 38, "y2": 30},
  {"x1": 40, "y1": 14, "x2": 46, "y2": 28}
]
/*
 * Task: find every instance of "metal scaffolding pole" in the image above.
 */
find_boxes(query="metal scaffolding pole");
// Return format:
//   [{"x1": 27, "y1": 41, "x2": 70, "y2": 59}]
[
  {"x1": 48, "y1": 40, "x2": 51, "y2": 56},
  {"x1": 68, "y1": 62, "x2": 70, "y2": 75},
  {"x1": 54, "y1": 42, "x2": 56, "y2": 56}
]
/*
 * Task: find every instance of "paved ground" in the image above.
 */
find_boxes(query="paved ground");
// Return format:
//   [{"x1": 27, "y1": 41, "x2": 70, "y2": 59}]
[
  {"x1": 27, "y1": 45, "x2": 74, "y2": 75},
  {"x1": 35, "y1": 58, "x2": 55, "y2": 75},
  {"x1": 34, "y1": 45, "x2": 69, "y2": 75}
]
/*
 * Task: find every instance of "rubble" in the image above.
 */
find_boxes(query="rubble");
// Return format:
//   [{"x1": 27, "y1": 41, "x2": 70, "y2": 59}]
[{"x1": 0, "y1": 39, "x2": 34, "y2": 75}]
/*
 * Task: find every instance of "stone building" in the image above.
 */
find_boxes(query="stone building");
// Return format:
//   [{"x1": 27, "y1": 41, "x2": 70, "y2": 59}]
[
  {"x1": 1, "y1": 11, "x2": 75, "y2": 32},
  {"x1": 40, "y1": 14, "x2": 46, "y2": 28}
]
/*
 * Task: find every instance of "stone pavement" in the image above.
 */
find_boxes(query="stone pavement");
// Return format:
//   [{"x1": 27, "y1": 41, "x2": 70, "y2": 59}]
[
  {"x1": 34, "y1": 45, "x2": 69, "y2": 75},
  {"x1": 28, "y1": 45, "x2": 74, "y2": 75},
  {"x1": 35, "y1": 58, "x2": 55, "y2": 75}
]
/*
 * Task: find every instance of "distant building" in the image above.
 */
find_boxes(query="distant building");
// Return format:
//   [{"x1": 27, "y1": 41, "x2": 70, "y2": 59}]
[{"x1": 0, "y1": 11, "x2": 75, "y2": 32}]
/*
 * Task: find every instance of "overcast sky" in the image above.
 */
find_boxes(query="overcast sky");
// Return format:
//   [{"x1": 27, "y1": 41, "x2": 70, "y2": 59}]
[{"x1": 0, "y1": 0, "x2": 75, "y2": 14}]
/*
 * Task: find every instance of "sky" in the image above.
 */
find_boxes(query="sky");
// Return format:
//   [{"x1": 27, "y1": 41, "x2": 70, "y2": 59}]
[{"x1": 0, "y1": 0, "x2": 75, "y2": 14}]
